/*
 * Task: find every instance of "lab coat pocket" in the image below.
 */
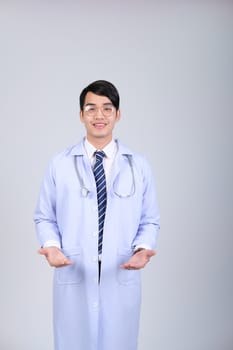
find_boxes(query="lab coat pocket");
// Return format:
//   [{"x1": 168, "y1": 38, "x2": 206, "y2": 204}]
[
  {"x1": 56, "y1": 247, "x2": 83, "y2": 285},
  {"x1": 117, "y1": 248, "x2": 140, "y2": 286}
]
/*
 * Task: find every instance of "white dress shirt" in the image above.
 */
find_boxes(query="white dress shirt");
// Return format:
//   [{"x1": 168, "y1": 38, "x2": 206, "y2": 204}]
[{"x1": 84, "y1": 138, "x2": 117, "y2": 190}]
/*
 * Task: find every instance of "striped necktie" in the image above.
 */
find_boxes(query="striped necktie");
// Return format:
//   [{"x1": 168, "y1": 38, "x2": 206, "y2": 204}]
[{"x1": 93, "y1": 151, "x2": 107, "y2": 255}]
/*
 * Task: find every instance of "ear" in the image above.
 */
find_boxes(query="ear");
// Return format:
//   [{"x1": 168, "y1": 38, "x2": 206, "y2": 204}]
[
  {"x1": 80, "y1": 110, "x2": 84, "y2": 123},
  {"x1": 116, "y1": 109, "x2": 121, "y2": 122}
]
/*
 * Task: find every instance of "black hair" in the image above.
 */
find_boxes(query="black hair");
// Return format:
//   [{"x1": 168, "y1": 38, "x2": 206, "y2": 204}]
[{"x1": 79, "y1": 80, "x2": 120, "y2": 111}]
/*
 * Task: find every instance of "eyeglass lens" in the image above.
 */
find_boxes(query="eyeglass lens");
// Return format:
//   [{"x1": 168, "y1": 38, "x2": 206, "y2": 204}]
[{"x1": 84, "y1": 104, "x2": 115, "y2": 117}]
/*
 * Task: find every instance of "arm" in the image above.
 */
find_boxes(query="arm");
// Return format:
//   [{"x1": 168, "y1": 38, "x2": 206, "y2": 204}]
[
  {"x1": 34, "y1": 161, "x2": 61, "y2": 246},
  {"x1": 122, "y1": 158, "x2": 160, "y2": 270},
  {"x1": 34, "y1": 161, "x2": 72, "y2": 267}
]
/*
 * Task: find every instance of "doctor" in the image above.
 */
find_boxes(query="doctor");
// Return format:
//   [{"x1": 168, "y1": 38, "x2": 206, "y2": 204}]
[{"x1": 34, "y1": 80, "x2": 160, "y2": 350}]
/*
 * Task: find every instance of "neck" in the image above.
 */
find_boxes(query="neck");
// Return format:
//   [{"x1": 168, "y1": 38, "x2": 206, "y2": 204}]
[{"x1": 86, "y1": 136, "x2": 113, "y2": 150}]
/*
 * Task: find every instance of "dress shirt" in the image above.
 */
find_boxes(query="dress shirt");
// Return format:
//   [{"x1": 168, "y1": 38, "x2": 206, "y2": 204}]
[{"x1": 84, "y1": 138, "x2": 117, "y2": 189}]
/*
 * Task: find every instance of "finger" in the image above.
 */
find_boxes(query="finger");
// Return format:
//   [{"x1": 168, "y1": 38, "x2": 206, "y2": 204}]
[
  {"x1": 120, "y1": 264, "x2": 126, "y2": 269},
  {"x1": 120, "y1": 263, "x2": 138, "y2": 270},
  {"x1": 63, "y1": 259, "x2": 73, "y2": 265},
  {"x1": 55, "y1": 259, "x2": 73, "y2": 268},
  {"x1": 120, "y1": 263, "x2": 130, "y2": 269}
]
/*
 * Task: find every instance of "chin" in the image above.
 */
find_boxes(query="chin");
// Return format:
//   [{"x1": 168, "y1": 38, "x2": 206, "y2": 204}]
[{"x1": 93, "y1": 133, "x2": 108, "y2": 138}]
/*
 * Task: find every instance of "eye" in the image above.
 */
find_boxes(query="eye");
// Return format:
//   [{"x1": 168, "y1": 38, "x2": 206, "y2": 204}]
[
  {"x1": 85, "y1": 106, "x2": 96, "y2": 113},
  {"x1": 103, "y1": 105, "x2": 114, "y2": 113}
]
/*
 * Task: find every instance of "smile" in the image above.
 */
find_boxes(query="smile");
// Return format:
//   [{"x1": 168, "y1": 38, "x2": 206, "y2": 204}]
[{"x1": 93, "y1": 123, "x2": 106, "y2": 129}]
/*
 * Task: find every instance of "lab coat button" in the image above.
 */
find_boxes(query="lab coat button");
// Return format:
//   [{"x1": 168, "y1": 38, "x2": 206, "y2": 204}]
[
  {"x1": 93, "y1": 231, "x2": 98, "y2": 237},
  {"x1": 92, "y1": 256, "x2": 98, "y2": 262},
  {"x1": 93, "y1": 302, "x2": 98, "y2": 308}
]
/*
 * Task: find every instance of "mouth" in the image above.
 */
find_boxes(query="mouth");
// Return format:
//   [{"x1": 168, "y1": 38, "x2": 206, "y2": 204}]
[{"x1": 93, "y1": 123, "x2": 106, "y2": 129}]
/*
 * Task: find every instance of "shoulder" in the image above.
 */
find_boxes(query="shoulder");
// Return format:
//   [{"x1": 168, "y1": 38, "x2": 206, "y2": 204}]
[
  {"x1": 50, "y1": 141, "x2": 84, "y2": 164},
  {"x1": 117, "y1": 140, "x2": 153, "y2": 174},
  {"x1": 43, "y1": 142, "x2": 84, "y2": 179}
]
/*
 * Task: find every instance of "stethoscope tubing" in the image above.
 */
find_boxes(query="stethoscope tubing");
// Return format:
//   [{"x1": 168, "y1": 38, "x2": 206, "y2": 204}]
[{"x1": 73, "y1": 154, "x2": 135, "y2": 198}]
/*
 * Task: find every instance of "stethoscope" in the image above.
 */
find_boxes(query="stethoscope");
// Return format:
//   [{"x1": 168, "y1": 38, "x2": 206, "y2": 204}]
[{"x1": 73, "y1": 154, "x2": 135, "y2": 198}]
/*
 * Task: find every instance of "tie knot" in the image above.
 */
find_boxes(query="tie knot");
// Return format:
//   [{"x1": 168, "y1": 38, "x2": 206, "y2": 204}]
[{"x1": 95, "y1": 150, "x2": 105, "y2": 162}]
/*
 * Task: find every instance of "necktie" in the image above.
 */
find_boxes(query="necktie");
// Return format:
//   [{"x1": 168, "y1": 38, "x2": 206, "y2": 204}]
[{"x1": 93, "y1": 151, "x2": 107, "y2": 255}]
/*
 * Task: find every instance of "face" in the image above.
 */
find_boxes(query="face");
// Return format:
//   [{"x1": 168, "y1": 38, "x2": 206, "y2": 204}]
[{"x1": 80, "y1": 92, "x2": 121, "y2": 147}]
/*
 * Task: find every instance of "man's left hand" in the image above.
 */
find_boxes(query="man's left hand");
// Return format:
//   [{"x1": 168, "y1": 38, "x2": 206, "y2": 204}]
[{"x1": 120, "y1": 249, "x2": 156, "y2": 270}]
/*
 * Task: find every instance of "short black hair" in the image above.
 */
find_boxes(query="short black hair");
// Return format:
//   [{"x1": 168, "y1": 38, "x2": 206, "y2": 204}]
[{"x1": 79, "y1": 80, "x2": 120, "y2": 111}]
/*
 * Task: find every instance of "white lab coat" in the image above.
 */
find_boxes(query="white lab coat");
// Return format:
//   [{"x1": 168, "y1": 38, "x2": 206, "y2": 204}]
[{"x1": 34, "y1": 139, "x2": 160, "y2": 350}]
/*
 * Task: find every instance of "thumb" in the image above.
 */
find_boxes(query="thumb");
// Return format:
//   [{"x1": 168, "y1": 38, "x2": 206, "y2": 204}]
[
  {"x1": 38, "y1": 248, "x2": 47, "y2": 255},
  {"x1": 146, "y1": 250, "x2": 156, "y2": 258}
]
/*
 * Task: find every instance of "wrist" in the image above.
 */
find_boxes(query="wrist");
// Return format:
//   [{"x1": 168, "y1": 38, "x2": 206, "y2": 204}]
[
  {"x1": 133, "y1": 248, "x2": 145, "y2": 255},
  {"x1": 43, "y1": 240, "x2": 61, "y2": 249}
]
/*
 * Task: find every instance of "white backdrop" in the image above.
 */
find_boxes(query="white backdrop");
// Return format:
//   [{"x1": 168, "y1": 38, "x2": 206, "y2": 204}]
[{"x1": 0, "y1": 1, "x2": 232, "y2": 349}]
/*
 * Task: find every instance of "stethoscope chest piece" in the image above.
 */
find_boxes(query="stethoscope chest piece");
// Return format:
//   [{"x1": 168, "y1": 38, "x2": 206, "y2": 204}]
[{"x1": 81, "y1": 187, "x2": 90, "y2": 197}]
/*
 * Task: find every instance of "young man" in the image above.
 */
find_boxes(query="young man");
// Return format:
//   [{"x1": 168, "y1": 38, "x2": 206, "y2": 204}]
[{"x1": 34, "y1": 80, "x2": 160, "y2": 350}]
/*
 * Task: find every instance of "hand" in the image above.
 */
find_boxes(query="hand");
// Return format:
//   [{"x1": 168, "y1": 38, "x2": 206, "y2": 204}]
[
  {"x1": 120, "y1": 249, "x2": 156, "y2": 270},
  {"x1": 38, "y1": 247, "x2": 73, "y2": 267}
]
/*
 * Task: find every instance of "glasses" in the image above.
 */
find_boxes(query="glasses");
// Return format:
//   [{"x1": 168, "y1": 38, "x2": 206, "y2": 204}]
[{"x1": 83, "y1": 103, "x2": 115, "y2": 118}]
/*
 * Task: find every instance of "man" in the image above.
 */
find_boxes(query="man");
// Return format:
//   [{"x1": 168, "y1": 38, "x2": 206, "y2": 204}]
[{"x1": 34, "y1": 80, "x2": 160, "y2": 350}]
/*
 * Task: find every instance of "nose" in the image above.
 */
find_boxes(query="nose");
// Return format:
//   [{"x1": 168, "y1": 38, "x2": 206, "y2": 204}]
[{"x1": 95, "y1": 108, "x2": 104, "y2": 118}]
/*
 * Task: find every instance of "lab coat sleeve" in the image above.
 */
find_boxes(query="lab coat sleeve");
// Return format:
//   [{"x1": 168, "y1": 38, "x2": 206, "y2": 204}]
[
  {"x1": 34, "y1": 160, "x2": 61, "y2": 247},
  {"x1": 132, "y1": 158, "x2": 160, "y2": 250}
]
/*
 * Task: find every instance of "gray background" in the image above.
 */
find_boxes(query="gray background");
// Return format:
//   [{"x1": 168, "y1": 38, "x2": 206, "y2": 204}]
[{"x1": 0, "y1": 1, "x2": 232, "y2": 349}]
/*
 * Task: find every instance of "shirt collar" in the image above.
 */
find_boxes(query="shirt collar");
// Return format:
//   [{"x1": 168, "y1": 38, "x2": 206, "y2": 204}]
[
  {"x1": 69, "y1": 138, "x2": 133, "y2": 156},
  {"x1": 84, "y1": 138, "x2": 117, "y2": 160}
]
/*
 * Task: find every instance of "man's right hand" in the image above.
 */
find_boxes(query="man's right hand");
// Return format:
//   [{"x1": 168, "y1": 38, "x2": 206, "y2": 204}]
[{"x1": 38, "y1": 247, "x2": 73, "y2": 267}]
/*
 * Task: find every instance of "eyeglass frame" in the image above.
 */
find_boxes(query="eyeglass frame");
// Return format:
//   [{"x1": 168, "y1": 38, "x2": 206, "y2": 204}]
[{"x1": 82, "y1": 103, "x2": 116, "y2": 118}]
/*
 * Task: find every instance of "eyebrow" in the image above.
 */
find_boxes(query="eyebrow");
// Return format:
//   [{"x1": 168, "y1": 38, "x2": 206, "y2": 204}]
[{"x1": 84, "y1": 102, "x2": 113, "y2": 107}]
